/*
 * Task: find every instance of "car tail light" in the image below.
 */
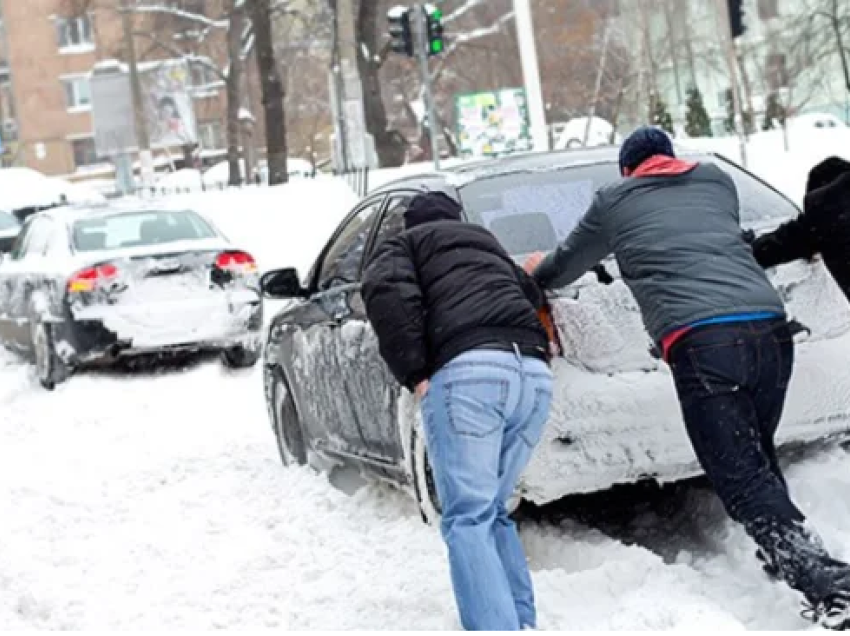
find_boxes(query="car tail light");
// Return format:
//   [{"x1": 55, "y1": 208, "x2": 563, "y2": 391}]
[
  {"x1": 215, "y1": 250, "x2": 257, "y2": 274},
  {"x1": 68, "y1": 263, "x2": 120, "y2": 293}
]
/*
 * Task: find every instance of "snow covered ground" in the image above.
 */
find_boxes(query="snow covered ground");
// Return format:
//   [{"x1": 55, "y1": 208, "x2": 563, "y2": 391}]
[{"x1": 3, "y1": 144, "x2": 850, "y2": 630}]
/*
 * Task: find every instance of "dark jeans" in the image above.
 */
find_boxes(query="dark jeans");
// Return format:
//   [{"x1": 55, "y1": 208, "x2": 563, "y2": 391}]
[{"x1": 668, "y1": 318, "x2": 850, "y2": 604}]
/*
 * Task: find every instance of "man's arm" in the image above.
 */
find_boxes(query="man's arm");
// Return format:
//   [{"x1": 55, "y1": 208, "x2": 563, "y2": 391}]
[
  {"x1": 747, "y1": 216, "x2": 817, "y2": 269},
  {"x1": 362, "y1": 237, "x2": 429, "y2": 392},
  {"x1": 532, "y1": 194, "x2": 611, "y2": 289}
]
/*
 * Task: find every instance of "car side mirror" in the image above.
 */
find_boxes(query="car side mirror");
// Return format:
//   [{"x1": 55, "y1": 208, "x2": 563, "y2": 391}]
[{"x1": 260, "y1": 267, "x2": 308, "y2": 299}]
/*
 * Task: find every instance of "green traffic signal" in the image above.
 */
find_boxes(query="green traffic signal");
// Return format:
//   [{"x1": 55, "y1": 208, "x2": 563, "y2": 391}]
[{"x1": 430, "y1": 40, "x2": 444, "y2": 54}]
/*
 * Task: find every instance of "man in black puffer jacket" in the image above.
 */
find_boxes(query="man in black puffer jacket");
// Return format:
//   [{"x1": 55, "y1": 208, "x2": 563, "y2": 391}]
[
  {"x1": 362, "y1": 191, "x2": 553, "y2": 632},
  {"x1": 747, "y1": 157, "x2": 850, "y2": 303}
]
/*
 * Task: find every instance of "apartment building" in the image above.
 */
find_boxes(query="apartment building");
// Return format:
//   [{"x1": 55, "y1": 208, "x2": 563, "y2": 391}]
[{"x1": 0, "y1": 0, "x2": 230, "y2": 177}]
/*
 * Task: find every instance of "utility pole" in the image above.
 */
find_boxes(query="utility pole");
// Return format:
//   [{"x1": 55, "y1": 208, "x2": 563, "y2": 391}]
[
  {"x1": 413, "y1": 4, "x2": 440, "y2": 169},
  {"x1": 584, "y1": 20, "x2": 612, "y2": 147},
  {"x1": 119, "y1": 0, "x2": 154, "y2": 188},
  {"x1": 717, "y1": 0, "x2": 748, "y2": 168},
  {"x1": 513, "y1": 0, "x2": 548, "y2": 152}
]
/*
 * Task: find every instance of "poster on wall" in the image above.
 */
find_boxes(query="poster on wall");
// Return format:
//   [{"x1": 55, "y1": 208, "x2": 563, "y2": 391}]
[
  {"x1": 454, "y1": 88, "x2": 533, "y2": 159},
  {"x1": 140, "y1": 60, "x2": 198, "y2": 149}
]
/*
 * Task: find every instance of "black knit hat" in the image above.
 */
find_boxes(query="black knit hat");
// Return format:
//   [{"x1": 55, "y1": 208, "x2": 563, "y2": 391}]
[
  {"x1": 404, "y1": 191, "x2": 463, "y2": 229},
  {"x1": 618, "y1": 126, "x2": 675, "y2": 175},
  {"x1": 806, "y1": 157, "x2": 850, "y2": 193}
]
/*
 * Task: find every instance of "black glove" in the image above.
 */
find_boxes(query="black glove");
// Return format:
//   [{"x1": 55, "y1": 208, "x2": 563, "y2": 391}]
[
  {"x1": 741, "y1": 228, "x2": 756, "y2": 245},
  {"x1": 592, "y1": 264, "x2": 615, "y2": 285}
]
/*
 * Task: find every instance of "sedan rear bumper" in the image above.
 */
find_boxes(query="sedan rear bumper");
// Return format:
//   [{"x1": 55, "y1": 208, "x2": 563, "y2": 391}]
[
  {"x1": 61, "y1": 290, "x2": 262, "y2": 364},
  {"x1": 519, "y1": 332, "x2": 850, "y2": 506}
]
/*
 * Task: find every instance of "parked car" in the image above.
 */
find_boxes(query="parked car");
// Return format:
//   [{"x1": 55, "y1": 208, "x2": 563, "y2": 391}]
[
  {"x1": 0, "y1": 211, "x2": 21, "y2": 253},
  {"x1": 0, "y1": 205, "x2": 263, "y2": 389},
  {"x1": 259, "y1": 147, "x2": 850, "y2": 523}
]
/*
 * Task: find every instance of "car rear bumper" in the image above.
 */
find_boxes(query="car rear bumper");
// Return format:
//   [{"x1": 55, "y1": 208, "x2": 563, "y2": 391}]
[
  {"x1": 61, "y1": 290, "x2": 262, "y2": 363},
  {"x1": 519, "y1": 332, "x2": 850, "y2": 506}
]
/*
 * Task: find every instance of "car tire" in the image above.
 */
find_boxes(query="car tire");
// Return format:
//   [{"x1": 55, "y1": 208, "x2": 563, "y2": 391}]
[
  {"x1": 31, "y1": 321, "x2": 69, "y2": 391},
  {"x1": 270, "y1": 369, "x2": 307, "y2": 467},
  {"x1": 221, "y1": 344, "x2": 261, "y2": 369},
  {"x1": 411, "y1": 416, "x2": 521, "y2": 526}
]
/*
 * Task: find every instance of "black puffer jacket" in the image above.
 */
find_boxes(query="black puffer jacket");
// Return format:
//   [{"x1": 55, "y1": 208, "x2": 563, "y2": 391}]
[
  {"x1": 362, "y1": 193, "x2": 549, "y2": 392},
  {"x1": 749, "y1": 157, "x2": 850, "y2": 301}
]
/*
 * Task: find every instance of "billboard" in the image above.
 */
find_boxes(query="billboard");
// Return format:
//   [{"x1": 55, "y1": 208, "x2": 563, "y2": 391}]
[
  {"x1": 91, "y1": 59, "x2": 198, "y2": 157},
  {"x1": 454, "y1": 88, "x2": 533, "y2": 159},
  {"x1": 141, "y1": 60, "x2": 198, "y2": 149}
]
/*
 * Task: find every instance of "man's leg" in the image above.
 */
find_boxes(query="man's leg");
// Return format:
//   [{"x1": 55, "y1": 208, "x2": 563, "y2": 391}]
[
  {"x1": 749, "y1": 322, "x2": 850, "y2": 620},
  {"x1": 420, "y1": 351, "x2": 521, "y2": 631},
  {"x1": 671, "y1": 324, "x2": 850, "y2": 617},
  {"x1": 493, "y1": 355, "x2": 553, "y2": 629}
]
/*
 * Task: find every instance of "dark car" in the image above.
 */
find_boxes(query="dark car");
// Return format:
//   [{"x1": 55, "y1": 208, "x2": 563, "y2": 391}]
[
  {"x1": 260, "y1": 147, "x2": 850, "y2": 523},
  {"x1": 0, "y1": 205, "x2": 263, "y2": 389},
  {"x1": 0, "y1": 211, "x2": 21, "y2": 253}
]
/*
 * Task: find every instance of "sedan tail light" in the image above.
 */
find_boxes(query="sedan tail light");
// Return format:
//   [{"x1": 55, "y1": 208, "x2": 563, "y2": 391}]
[
  {"x1": 214, "y1": 250, "x2": 257, "y2": 274},
  {"x1": 68, "y1": 263, "x2": 120, "y2": 293}
]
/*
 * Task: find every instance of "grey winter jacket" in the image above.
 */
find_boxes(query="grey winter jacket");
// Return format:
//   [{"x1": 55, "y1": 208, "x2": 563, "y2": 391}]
[{"x1": 533, "y1": 162, "x2": 786, "y2": 344}]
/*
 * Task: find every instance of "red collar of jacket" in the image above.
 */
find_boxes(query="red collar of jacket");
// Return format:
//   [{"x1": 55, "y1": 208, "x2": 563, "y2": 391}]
[{"x1": 627, "y1": 155, "x2": 699, "y2": 177}]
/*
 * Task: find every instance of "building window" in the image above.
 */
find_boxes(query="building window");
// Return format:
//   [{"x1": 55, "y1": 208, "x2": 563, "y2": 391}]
[
  {"x1": 62, "y1": 76, "x2": 91, "y2": 111},
  {"x1": 71, "y1": 137, "x2": 98, "y2": 168},
  {"x1": 757, "y1": 0, "x2": 779, "y2": 20},
  {"x1": 56, "y1": 14, "x2": 94, "y2": 52},
  {"x1": 198, "y1": 120, "x2": 224, "y2": 150},
  {"x1": 766, "y1": 53, "x2": 789, "y2": 90}
]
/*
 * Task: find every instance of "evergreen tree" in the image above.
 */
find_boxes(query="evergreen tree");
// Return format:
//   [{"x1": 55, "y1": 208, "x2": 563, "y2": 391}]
[
  {"x1": 684, "y1": 85, "x2": 712, "y2": 138},
  {"x1": 762, "y1": 92, "x2": 787, "y2": 131},
  {"x1": 724, "y1": 88, "x2": 755, "y2": 135},
  {"x1": 650, "y1": 93, "x2": 675, "y2": 136}
]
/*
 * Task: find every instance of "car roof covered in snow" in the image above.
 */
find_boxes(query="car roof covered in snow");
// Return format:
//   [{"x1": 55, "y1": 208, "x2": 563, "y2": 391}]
[
  {"x1": 31, "y1": 200, "x2": 203, "y2": 227},
  {"x1": 369, "y1": 144, "x2": 719, "y2": 195}
]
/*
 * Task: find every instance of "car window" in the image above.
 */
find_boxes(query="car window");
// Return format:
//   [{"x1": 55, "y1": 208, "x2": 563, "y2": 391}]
[
  {"x1": 459, "y1": 155, "x2": 799, "y2": 257},
  {"x1": 14, "y1": 218, "x2": 54, "y2": 259},
  {"x1": 71, "y1": 210, "x2": 217, "y2": 252},
  {"x1": 369, "y1": 194, "x2": 412, "y2": 257},
  {"x1": 0, "y1": 211, "x2": 18, "y2": 231},
  {"x1": 317, "y1": 198, "x2": 384, "y2": 290}
]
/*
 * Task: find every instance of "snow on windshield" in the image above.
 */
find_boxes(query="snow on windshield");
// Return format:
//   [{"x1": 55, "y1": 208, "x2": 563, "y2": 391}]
[
  {"x1": 461, "y1": 158, "x2": 799, "y2": 256},
  {"x1": 72, "y1": 210, "x2": 218, "y2": 252}
]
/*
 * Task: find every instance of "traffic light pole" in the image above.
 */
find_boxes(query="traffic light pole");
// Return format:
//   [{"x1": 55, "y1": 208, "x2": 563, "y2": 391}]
[
  {"x1": 718, "y1": 0, "x2": 748, "y2": 169},
  {"x1": 414, "y1": 4, "x2": 440, "y2": 170}
]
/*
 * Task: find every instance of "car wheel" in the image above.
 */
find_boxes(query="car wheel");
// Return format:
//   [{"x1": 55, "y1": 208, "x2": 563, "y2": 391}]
[
  {"x1": 411, "y1": 416, "x2": 521, "y2": 526},
  {"x1": 271, "y1": 369, "x2": 307, "y2": 466},
  {"x1": 221, "y1": 344, "x2": 261, "y2": 369},
  {"x1": 31, "y1": 321, "x2": 69, "y2": 391}
]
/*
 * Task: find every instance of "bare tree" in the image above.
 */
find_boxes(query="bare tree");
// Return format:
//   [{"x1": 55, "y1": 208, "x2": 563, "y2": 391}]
[
  {"x1": 810, "y1": 0, "x2": 850, "y2": 95},
  {"x1": 249, "y1": 0, "x2": 288, "y2": 184}
]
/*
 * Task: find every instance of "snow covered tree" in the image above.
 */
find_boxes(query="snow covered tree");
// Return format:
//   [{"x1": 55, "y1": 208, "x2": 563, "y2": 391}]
[
  {"x1": 650, "y1": 93, "x2": 674, "y2": 136},
  {"x1": 684, "y1": 85, "x2": 712, "y2": 138}
]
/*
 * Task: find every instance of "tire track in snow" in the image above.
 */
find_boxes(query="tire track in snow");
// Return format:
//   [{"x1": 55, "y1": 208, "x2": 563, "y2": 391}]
[{"x1": 0, "y1": 349, "x2": 846, "y2": 630}]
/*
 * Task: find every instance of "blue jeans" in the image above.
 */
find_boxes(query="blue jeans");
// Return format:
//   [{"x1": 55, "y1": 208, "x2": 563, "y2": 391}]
[{"x1": 421, "y1": 347, "x2": 554, "y2": 631}]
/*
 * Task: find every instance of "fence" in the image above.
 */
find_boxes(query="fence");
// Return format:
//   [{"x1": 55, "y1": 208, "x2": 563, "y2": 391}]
[{"x1": 126, "y1": 167, "x2": 371, "y2": 201}]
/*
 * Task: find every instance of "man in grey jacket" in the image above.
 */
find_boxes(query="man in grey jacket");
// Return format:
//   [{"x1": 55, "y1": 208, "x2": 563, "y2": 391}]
[{"x1": 525, "y1": 126, "x2": 850, "y2": 630}]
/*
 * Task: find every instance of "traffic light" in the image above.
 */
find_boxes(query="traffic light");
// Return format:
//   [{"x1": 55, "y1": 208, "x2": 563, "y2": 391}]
[
  {"x1": 424, "y1": 4, "x2": 445, "y2": 57},
  {"x1": 727, "y1": 0, "x2": 746, "y2": 38},
  {"x1": 388, "y1": 6, "x2": 414, "y2": 57}
]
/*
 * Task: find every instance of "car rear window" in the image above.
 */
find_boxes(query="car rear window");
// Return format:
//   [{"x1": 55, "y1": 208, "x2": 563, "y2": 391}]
[
  {"x1": 0, "y1": 211, "x2": 19, "y2": 231},
  {"x1": 458, "y1": 155, "x2": 799, "y2": 257},
  {"x1": 72, "y1": 210, "x2": 217, "y2": 252}
]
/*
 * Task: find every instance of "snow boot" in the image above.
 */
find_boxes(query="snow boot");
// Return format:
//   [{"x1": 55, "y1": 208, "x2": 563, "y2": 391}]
[{"x1": 802, "y1": 592, "x2": 850, "y2": 630}]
